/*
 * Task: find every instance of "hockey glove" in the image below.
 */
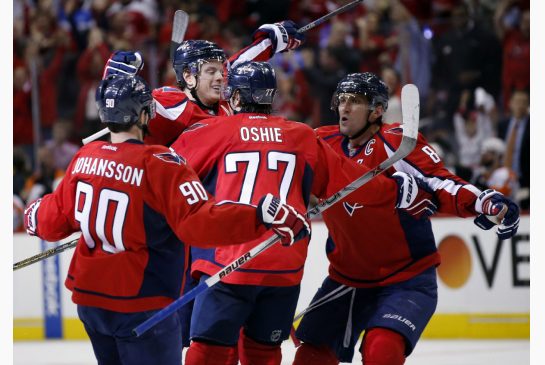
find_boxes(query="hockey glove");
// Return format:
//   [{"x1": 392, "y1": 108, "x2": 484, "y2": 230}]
[
  {"x1": 257, "y1": 193, "x2": 311, "y2": 246},
  {"x1": 23, "y1": 198, "x2": 42, "y2": 236},
  {"x1": 102, "y1": 51, "x2": 144, "y2": 79},
  {"x1": 393, "y1": 172, "x2": 438, "y2": 219},
  {"x1": 474, "y1": 189, "x2": 520, "y2": 240},
  {"x1": 253, "y1": 20, "x2": 305, "y2": 53}
]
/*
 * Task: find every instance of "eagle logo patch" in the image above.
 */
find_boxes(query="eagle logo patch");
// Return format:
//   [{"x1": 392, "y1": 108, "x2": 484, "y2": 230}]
[
  {"x1": 343, "y1": 202, "x2": 364, "y2": 217},
  {"x1": 153, "y1": 149, "x2": 185, "y2": 165}
]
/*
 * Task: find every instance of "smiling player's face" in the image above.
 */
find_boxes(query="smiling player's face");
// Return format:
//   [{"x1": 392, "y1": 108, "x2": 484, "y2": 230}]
[{"x1": 195, "y1": 61, "x2": 224, "y2": 107}]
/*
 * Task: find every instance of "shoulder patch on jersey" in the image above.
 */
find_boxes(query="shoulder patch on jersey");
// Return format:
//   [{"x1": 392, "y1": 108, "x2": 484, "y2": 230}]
[
  {"x1": 384, "y1": 126, "x2": 403, "y2": 135},
  {"x1": 182, "y1": 122, "x2": 208, "y2": 134},
  {"x1": 153, "y1": 149, "x2": 186, "y2": 165},
  {"x1": 343, "y1": 202, "x2": 364, "y2": 217}
]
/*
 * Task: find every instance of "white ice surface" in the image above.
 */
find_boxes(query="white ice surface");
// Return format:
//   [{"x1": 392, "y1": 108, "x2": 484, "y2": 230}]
[{"x1": 13, "y1": 339, "x2": 529, "y2": 364}]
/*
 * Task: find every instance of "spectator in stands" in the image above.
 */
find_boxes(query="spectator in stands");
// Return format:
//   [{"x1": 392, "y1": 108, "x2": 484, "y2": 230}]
[
  {"x1": 21, "y1": 146, "x2": 65, "y2": 205},
  {"x1": 75, "y1": 27, "x2": 110, "y2": 138},
  {"x1": 473, "y1": 137, "x2": 519, "y2": 202},
  {"x1": 14, "y1": 147, "x2": 31, "y2": 199},
  {"x1": 453, "y1": 89, "x2": 494, "y2": 170},
  {"x1": 44, "y1": 120, "x2": 80, "y2": 171},
  {"x1": 499, "y1": 89, "x2": 529, "y2": 210},
  {"x1": 431, "y1": 1, "x2": 501, "y2": 126},
  {"x1": 494, "y1": 0, "x2": 530, "y2": 109},
  {"x1": 13, "y1": 64, "x2": 33, "y2": 149},
  {"x1": 390, "y1": 0, "x2": 432, "y2": 101},
  {"x1": 381, "y1": 66, "x2": 402, "y2": 124},
  {"x1": 356, "y1": 10, "x2": 397, "y2": 75},
  {"x1": 58, "y1": 0, "x2": 96, "y2": 52},
  {"x1": 27, "y1": 9, "x2": 71, "y2": 139},
  {"x1": 302, "y1": 46, "x2": 347, "y2": 127}
]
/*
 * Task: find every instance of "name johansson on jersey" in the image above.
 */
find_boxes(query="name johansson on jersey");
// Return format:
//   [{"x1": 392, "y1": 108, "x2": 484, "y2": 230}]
[{"x1": 71, "y1": 155, "x2": 144, "y2": 187}]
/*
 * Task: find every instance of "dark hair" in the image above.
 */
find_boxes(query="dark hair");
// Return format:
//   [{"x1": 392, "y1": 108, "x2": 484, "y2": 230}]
[{"x1": 105, "y1": 122, "x2": 133, "y2": 133}]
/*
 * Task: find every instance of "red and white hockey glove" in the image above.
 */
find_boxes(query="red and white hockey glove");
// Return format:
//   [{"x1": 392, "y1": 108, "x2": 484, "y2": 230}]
[
  {"x1": 102, "y1": 51, "x2": 144, "y2": 79},
  {"x1": 253, "y1": 20, "x2": 305, "y2": 53},
  {"x1": 474, "y1": 189, "x2": 520, "y2": 240},
  {"x1": 393, "y1": 172, "x2": 438, "y2": 219},
  {"x1": 257, "y1": 194, "x2": 310, "y2": 246},
  {"x1": 23, "y1": 198, "x2": 42, "y2": 236}
]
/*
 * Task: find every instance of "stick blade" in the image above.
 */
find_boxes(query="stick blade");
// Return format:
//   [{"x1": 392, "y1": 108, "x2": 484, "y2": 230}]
[
  {"x1": 401, "y1": 83, "x2": 420, "y2": 140},
  {"x1": 170, "y1": 10, "x2": 189, "y2": 60}
]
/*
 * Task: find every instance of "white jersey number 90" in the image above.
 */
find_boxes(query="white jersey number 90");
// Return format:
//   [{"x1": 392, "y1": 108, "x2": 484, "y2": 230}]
[
  {"x1": 179, "y1": 181, "x2": 208, "y2": 205},
  {"x1": 75, "y1": 181, "x2": 129, "y2": 253}
]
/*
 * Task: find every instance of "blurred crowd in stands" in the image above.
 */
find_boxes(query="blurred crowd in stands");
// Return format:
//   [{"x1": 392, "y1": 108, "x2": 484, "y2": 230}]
[{"x1": 13, "y1": 0, "x2": 530, "y2": 232}]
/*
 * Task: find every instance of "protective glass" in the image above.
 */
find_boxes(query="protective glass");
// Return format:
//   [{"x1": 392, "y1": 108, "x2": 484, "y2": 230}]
[{"x1": 331, "y1": 92, "x2": 368, "y2": 110}]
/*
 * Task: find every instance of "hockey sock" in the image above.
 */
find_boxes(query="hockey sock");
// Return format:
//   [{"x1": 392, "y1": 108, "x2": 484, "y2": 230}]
[
  {"x1": 361, "y1": 328, "x2": 406, "y2": 365},
  {"x1": 292, "y1": 343, "x2": 339, "y2": 365},
  {"x1": 238, "y1": 330, "x2": 282, "y2": 365},
  {"x1": 185, "y1": 340, "x2": 238, "y2": 365}
]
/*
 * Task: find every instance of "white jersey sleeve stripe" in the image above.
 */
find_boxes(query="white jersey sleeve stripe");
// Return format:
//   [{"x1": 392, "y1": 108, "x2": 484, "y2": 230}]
[
  {"x1": 230, "y1": 39, "x2": 272, "y2": 69},
  {"x1": 384, "y1": 142, "x2": 469, "y2": 196},
  {"x1": 155, "y1": 99, "x2": 188, "y2": 120}
]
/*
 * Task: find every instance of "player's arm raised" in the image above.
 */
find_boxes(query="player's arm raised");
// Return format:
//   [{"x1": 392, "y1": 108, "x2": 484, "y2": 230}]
[{"x1": 228, "y1": 20, "x2": 305, "y2": 68}]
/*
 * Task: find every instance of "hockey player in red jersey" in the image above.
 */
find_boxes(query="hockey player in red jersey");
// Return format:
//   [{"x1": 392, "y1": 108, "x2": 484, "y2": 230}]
[
  {"x1": 170, "y1": 62, "x2": 439, "y2": 365},
  {"x1": 293, "y1": 73, "x2": 521, "y2": 365},
  {"x1": 103, "y1": 20, "x2": 305, "y2": 146},
  {"x1": 23, "y1": 75, "x2": 310, "y2": 365}
]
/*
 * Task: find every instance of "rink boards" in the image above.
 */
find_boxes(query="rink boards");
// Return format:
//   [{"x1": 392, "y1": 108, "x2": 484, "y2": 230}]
[{"x1": 13, "y1": 216, "x2": 529, "y2": 340}]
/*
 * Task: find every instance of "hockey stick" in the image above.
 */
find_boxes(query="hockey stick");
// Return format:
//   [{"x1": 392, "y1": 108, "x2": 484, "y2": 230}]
[
  {"x1": 298, "y1": 0, "x2": 364, "y2": 33},
  {"x1": 13, "y1": 237, "x2": 79, "y2": 271},
  {"x1": 288, "y1": 84, "x2": 420, "y2": 344},
  {"x1": 132, "y1": 84, "x2": 420, "y2": 337},
  {"x1": 82, "y1": 10, "x2": 189, "y2": 145}
]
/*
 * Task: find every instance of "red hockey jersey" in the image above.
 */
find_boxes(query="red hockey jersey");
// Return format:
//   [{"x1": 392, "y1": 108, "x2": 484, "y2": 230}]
[
  {"x1": 316, "y1": 123, "x2": 482, "y2": 287},
  {"x1": 145, "y1": 35, "x2": 277, "y2": 146},
  {"x1": 27, "y1": 140, "x2": 268, "y2": 312},
  {"x1": 171, "y1": 114, "x2": 399, "y2": 286}
]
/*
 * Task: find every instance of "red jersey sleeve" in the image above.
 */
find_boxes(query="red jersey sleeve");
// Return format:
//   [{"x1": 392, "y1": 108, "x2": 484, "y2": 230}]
[
  {"x1": 144, "y1": 147, "x2": 266, "y2": 248},
  {"x1": 381, "y1": 129, "x2": 480, "y2": 217},
  {"x1": 227, "y1": 36, "x2": 275, "y2": 69},
  {"x1": 30, "y1": 157, "x2": 80, "y2": 241}
]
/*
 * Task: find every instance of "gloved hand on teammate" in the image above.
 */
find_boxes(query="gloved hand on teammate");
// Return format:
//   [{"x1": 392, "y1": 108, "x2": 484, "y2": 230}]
[
  {"x1": 253, "y1": 20, "x2": 305, "y2": 53},
  {"x1": 473, "y1": 189, "x2": 520, "y2": 240},
  {"x1": 392, "y1": 172, "x2": 438, "y2": 219},
  {"x1": 257, "y1": 193, "x2": 311, "y2": 246},
  {"x1": 102, "y1": 51, "x2": 144, "y2": 79},
  {"x1": 24, "y1": 198, "x2": 42, "y2": 236}
]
